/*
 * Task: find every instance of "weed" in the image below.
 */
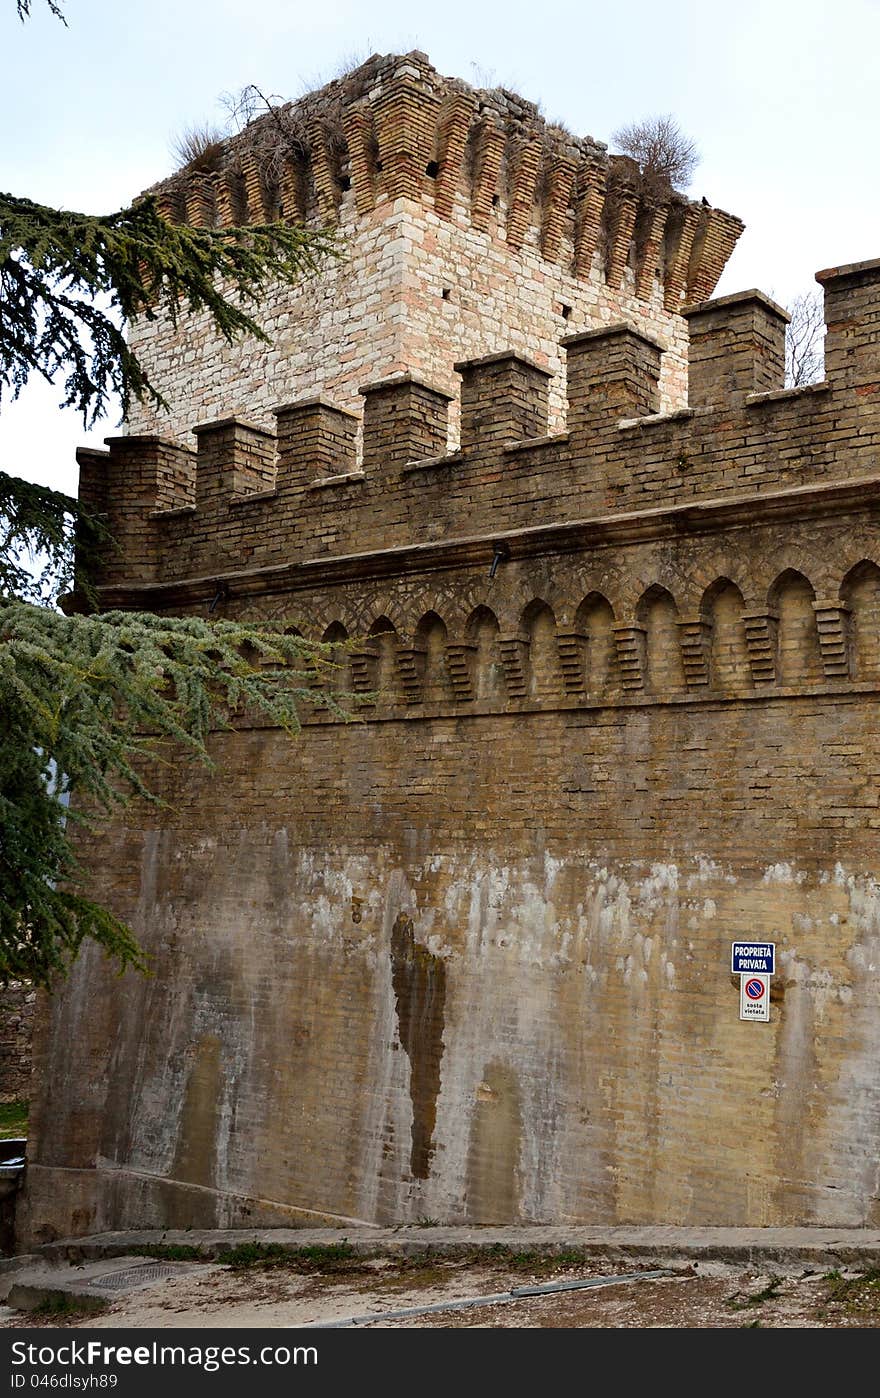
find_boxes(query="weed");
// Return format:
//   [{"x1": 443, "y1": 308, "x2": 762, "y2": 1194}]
[
  {"x1": 725, "y1": 1276, "x2": 783, "y2": 1310},
  {"x1": 218, "y1": 1241, "x2": 367, "y2": 1273},
  {"x1": 354, "y1": 1263, "x2": 450, "y2": 1295},
  {"x1": 170, "y1": 124, "x2": 225, "y2": 173},
  {"x1": 821, "y1": 1266, "x2": 880, "y2": 1317},
  {"x1": 480, "y1": 1246, "x2": 589, "y2": 1277}
]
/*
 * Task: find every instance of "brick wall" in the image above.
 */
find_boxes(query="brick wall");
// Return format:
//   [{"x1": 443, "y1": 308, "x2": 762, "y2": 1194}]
[
  {"x1": 19, "y1": 254, "x2": 880, "y2": 1243},
  {"x1": 21, "y1": 682, "x2": 880, "y2": 1237}
]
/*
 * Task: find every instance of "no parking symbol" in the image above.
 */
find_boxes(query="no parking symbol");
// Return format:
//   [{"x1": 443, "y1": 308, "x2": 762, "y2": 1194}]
[{"x1": 740, "y1": 971, "x2": 770, "y2": 1021}]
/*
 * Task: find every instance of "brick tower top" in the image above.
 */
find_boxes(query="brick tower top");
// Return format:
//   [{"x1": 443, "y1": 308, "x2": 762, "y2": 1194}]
[{"x1": 125, "y1": 51, "x2": 744, "y2": 446}]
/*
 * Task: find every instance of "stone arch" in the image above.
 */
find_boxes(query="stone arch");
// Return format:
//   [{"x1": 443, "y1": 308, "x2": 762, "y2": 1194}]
[
  {"x1": 768, "y1": 570, "x2": 822, "y2": 686},
  {"x1": 753, "y1": 551, "x2": 829, "y2": 609},
  {"x1": 701, "y1": 578, "x2": 750, "y2": 692},
  {"x1": 574, "y1": 592, "x2": 617, "y2": 694},
  {"x1": 352, "y1": 594, "x2": 405, "y2": 637},
  {"x1": 367, "y1": 615, "x2": 400, "y2": 702},
  {"x1": 521, "y1": 598, "x2": 560, "y2": 699},
  {"x1": 417, "y1": 590, "x2": 470, "y2": 637},
  {"x1": 256, "y1": 599, "x2": 320, "y2": 631},
  {"x1": 636, "y1": 585, "x2": 684, "y2": 693},
  {"x1": 310, "y1": 597, "x2": 359, "y2": 638},
  {"x1": 466, "y1": 605, "x2": 504, "y2": 701},
  {"x1": 414, "y1": 610, "x2": 450, "y2": 703},
  {"x1": 841, "y1": 560, "x2": 880, "y2": 680},
  {"x1": 320, "y1": 620, "x2": 351, "y2": 696}
]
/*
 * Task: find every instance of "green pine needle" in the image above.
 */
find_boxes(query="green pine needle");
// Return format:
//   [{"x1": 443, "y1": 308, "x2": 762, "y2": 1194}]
[
  {"x1": 0, "y1": 600, "x2": 361, "y2": 988},
  {"x1": 0, "y1": 191, "x2": 339, "y2": 424}
]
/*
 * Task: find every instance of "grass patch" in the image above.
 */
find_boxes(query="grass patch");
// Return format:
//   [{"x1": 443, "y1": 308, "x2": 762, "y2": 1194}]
[
  {"x1": 353, "y1": 1259, "x2": 452, "y2": 1294},
  {"x1": 0, "y1": 1101, "x2": 28, "y2": 1139},
  {"x1": 821, "y1": 1266, "x2": 880, "y2": 1317},
  {"x1": 483, "y1": 1245, "x2": 591, "y2": 1276},
  {"x1": 217, "y1": 1241, "x2": 369, "y2": 1274}
]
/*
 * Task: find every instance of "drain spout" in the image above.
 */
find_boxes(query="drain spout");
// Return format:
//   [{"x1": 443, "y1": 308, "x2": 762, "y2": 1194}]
[{"x1": 489, "y1": 542, "x2": 510, "y2": 579}]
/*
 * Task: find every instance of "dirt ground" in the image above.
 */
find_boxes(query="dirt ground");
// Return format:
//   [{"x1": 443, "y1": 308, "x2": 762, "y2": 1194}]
[{"x1": 4, "y1": 1247, "x2": 880, "y2": 1329}]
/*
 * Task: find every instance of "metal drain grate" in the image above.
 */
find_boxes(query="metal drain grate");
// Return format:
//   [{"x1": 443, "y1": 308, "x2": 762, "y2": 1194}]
[{"x1": 88, "y1": 1262, "x2": 190, "y2": 1293}]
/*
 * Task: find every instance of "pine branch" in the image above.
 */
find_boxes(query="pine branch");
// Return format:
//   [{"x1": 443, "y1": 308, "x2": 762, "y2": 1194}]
[
  {"x1": 0, "y1": 468, "x2": 108, "y2": 604},
  {"x1": 16, "y1": 1, "x2": 67, "y2": 22},
  {"x1": 0, "y1": 601, "x2": 365, "y2": 987},
  {"x1": 0, "y1": 192, "x2": 339, "y2": 424}
]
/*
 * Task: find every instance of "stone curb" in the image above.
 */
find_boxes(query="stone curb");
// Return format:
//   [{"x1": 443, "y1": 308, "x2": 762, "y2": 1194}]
[{"x1": 33, "y1": 1226, "x2": 880, "y2": 1268}]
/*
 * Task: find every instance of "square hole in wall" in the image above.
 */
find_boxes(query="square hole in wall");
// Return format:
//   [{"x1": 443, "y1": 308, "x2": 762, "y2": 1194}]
[
  {"x1": 441, "y1": 287, "x2": 452, "y2": 300},
  {"x1": 559, "y1": 302, "x2": 573, "y2": 320}
]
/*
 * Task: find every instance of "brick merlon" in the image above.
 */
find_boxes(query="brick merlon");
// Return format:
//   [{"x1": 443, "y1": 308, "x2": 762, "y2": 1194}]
[
  {"x1": 815, "y1": 256, "x2": 880, "y2": 287},
  {"x1": 682, "y1": 289, "x2": 790, "y2": 325},
  {"x1": 191, "y1": 417, "x2": 274, "y2": 437},
  {"x1": 560, "y1": 323, "x2": 667, "y2": 354},
  {"x1": 103, "y1": 434, "x2": 184, "y2": 449},
  {"x1": 358, "y1": 373, "x2": 455, "y2": 398},
  {"x1": 272, "y1": 398, "x2": 360, "y2": 419},
  {"x1": 453, "y1": 351, "x2": 553, "y2": 376}
]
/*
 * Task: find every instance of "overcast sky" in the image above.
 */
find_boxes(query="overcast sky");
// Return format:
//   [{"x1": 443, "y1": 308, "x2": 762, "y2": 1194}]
[{"x1": 3, "y1": 0, "x2": 879, "y2": 497}]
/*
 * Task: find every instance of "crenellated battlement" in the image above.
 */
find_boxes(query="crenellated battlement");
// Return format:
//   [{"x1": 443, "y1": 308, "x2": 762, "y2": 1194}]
[
  {"x1": 124, "y1": 53, "x2": 747, "y2": 446},
  {"x1": 146, "y1": 51, "x2": 742, "y2": 311},
  {"x1": 83, "y1": 256, "x2": 880, "y2": 597}
]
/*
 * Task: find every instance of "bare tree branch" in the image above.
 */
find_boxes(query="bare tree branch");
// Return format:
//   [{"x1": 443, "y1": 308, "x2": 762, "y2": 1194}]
[
  {"x1": 785, "y1": 290, "x2": 826, "y2": 387},
  {"x1": 611, "y1": 113, "x2": 699, "y2": 194}
]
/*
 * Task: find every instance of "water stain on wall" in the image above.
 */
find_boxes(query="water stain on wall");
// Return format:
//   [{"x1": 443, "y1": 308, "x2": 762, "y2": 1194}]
[
  {"x1": 390, "y1": 911, "x2": 446, "y2": 1179},
  {"x1": 172, "y1": 1033, "x2": 222, "y2": 1190},
  {"x1": 466, "y1": 1061, "x2": 522, "y2": 1223}
]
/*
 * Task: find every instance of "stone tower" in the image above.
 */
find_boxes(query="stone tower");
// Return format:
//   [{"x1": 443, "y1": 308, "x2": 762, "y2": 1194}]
[{"x1": 126, "y1": 51, "x2": 743, "y2": 446}]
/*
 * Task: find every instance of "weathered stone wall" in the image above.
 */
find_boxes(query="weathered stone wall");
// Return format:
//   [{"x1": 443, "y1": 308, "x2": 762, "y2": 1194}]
[
  {"x1": 0, "y1": 983, "x2": 34, "y2": 1106},
  {"x1": 125, "y1": 200, "x2": 691, "y2": 448},
  {"x1": 21, "y1": 690, "x2": 880, "y2": 1237},
  {"x1": 19, "y1": 255, "x2": 880, "y2": 1243}
]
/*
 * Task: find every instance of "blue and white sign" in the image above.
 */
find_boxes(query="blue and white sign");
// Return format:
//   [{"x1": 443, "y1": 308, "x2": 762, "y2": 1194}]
[{"x1": 731, "y1": 941, "x2": 775, "y2": 975}]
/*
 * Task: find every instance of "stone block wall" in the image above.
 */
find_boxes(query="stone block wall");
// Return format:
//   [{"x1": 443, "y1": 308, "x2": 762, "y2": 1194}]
[{"x1": 0, "y1": 984, "x2": 34, "y2": 1106}]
